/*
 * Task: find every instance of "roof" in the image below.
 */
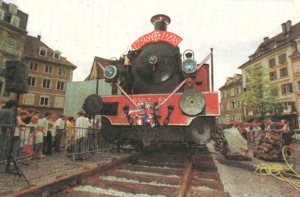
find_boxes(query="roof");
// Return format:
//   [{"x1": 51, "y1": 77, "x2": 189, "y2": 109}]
[
  {"x1": 85, "y1": 56, "x2": 111, "y2": 81},
  {"x1": 219, "y1": 76, "x2": 242, "y2": 90},
  {"x1": 23, "y1": 35, "x2": 77, "y2": 69},
  {"x1": 0, "y1": 1, "x2": 28, "y2": 31},
  {"x1": 239, "y1": 21, "x2": 300, "y2": 69}
]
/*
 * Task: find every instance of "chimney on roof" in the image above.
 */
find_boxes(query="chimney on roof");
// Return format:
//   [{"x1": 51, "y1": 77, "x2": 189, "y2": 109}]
[
  {"x1": 281, "y1": 23, "x2": 287, "y2": 34},
  {"x1": 263, "y1": 37, "x2": 269, "y2": 43},
  {"x1": 37, "y1": 35, "x2": 41, "y2": 41},
  {"x1": 286, "y1": 20, "x2": 292, "y2": 31}
]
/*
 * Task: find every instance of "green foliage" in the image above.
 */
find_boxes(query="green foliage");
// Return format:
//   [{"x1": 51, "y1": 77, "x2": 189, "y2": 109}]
[{"x1": 238, "y1": 66, "x2": 285, "y2": 122}]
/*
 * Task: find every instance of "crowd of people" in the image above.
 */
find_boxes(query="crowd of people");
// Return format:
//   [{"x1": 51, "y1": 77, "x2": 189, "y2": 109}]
[
  {"x1": 231, "y1": 118, "x2": 293, "y2": 147},
  {"x1": 224, "y1": 118, "x2": 294, "y2": 157},
  {"x1": 0, "y1": 99, "x2": 102, "y2": 165}
]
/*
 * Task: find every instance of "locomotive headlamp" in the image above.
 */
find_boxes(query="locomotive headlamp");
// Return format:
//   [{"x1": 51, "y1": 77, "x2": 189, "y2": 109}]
[
  {"x1": 104, "y1": 65, "x2": 117, "y2": 79},
  {"x1": 182, "y1": 50, "x2": 197, "y2": 74}
]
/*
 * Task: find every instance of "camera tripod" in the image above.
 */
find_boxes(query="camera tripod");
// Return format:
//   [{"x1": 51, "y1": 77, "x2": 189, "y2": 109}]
[{"x1": 5, "y1": 151, "x2": 30, "y2": 185}]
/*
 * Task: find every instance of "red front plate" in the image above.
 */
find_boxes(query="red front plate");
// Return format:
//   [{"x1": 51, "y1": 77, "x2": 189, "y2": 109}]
[{"x1": 102, "y1": 92, "x2": 219, "y2": 125}]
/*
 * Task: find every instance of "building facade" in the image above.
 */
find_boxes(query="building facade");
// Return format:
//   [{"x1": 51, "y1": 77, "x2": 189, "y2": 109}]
[
  {"x1": 0, "y1": 1, "x2": 28, "y2": 106},
  {"x1": 218, "y1": 74, "x2": 243, "y2": 125},
  {"x1": 239, "y1": 20, "x2": 300, "y2": 129},
  {"x1": 18, "y1": 35, "x2": 77, "y2": 115}
]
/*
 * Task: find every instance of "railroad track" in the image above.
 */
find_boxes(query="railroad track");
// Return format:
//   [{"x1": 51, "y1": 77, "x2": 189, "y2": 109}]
[{"x1": 13, "y1": 144, "x2": 230, "y2": 197}]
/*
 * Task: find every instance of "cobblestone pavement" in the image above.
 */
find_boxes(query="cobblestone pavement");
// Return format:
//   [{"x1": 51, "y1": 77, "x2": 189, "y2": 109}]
[
  {"x1": 0, "y1": 149, "x2": 131, "y2": 196},
  {"x1": 208, "y1": 141, "x2": 300, "y2": 197}
]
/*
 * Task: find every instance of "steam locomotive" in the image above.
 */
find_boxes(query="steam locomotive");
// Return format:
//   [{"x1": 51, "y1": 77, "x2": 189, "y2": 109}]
[{"x1": 83, "y1": 15, "x2": 219, "y2": 149}]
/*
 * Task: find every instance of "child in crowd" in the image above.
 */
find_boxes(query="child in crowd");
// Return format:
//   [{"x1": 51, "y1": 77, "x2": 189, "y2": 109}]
[
  {"x1": 33, "y1": 125, "x2": 45, "y2": 159},
  {"x1": 67, "y1": 117, "x2": 76, "y2": 155}
]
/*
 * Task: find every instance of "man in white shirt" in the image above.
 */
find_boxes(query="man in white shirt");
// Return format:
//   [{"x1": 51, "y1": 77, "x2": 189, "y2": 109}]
[
  {"x1": 55, "y1": 115, "x2": 65, "y2": 152},
  {"x1": 40, "y1": 112, "x2": 52, "y2": 156}
]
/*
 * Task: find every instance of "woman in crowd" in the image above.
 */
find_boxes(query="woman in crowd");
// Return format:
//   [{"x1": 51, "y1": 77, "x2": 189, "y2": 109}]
[{"x1": 275, "y1": 119, "x2": 292, "y2": 146}]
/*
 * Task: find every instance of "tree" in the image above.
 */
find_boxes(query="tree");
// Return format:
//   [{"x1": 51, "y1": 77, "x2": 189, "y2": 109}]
[{"x1": 238, "y1": 66, "x2": 285, "y2": 122}]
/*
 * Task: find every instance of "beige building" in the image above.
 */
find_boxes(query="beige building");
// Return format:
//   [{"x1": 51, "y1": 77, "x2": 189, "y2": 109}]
[
  {"x1": 239, "y1": 20, "x2": 300, "y2": 129},
  {"x1": 218, "y1": 74, "x2": 243, "y2": 125},
  {"x1": 18, "y1": 35, "x2": 77, "y2": 115},
  {"x1": 0, "y1": 1, "x2": 28, "y2": 106}
]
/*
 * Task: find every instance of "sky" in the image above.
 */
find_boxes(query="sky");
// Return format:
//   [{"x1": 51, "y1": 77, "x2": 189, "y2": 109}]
[{"x1": 7, "y1": 0, "x2": 300, "y2": 91}]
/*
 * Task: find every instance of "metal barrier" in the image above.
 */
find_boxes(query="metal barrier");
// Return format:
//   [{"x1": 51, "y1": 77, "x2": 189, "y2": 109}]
[
  {"x1": 0, "y1": 124, "x2": 39, "y2": 167},
  {"x1": 65, "y1": 127, "x2": 111, "y2": 162}
]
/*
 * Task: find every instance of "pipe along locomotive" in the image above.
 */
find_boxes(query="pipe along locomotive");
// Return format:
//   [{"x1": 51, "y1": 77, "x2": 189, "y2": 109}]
[{"x1": 83, "y1": 15, "x2": 219, "y2": 151}]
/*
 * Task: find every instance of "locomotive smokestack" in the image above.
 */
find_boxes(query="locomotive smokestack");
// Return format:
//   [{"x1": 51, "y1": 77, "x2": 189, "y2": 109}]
[{"x1": 151, "y1": 14, "x2": 171, "y2": 31}]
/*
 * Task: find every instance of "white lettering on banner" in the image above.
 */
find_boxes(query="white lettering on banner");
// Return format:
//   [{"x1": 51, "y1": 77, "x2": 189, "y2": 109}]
[{"x1": 131, "y1": 97, "x2": 167, "y2": 107}]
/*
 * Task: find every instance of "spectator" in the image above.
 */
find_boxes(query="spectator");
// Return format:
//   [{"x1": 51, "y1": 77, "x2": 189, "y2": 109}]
[
  {"x1": 66, "y1": 117, "x2": 76, "y2": 154},
  {"x1": 244, "y1": 124, "x2": 251, "y2": 142},
  {"x1": 275, "y1": 119, "x2": 292, "y2": 147},
  {"x1": 40, "y1": 112, "x2": 52, "y2": 156},
  {"x1": 55, "y1": 115, "x2": 65, "y2": 152},
  {"x1": 0, "y1": 100, "x2": 17, "y2": 158},
  {"x1": 22, "y1": 116, "x2": 39, "y2": 165},
  {"x1": 33, "y1": 125, "x2": 45, "y2": 159},
  {"x1": 268, "y1": 118, "x2": 279, "y2": 132},
  {"x1": 264, "y1": 122, "x2": 271, "y2": 132},
  {"x1": 15, "y1": 111, "x2": 28, "y2": 157},
  {"x1": 75, "y1": 111, "x2": 91, "y2": 160},
  {"x1": 252, "y1": 122, "x2": 262, "y2": 145},
  {"x1": 23, "y1": 108, "x2": 36, "y2": 124},
  {"x1": 49, "y1": 115, "x2": 58, "y2": 148}
]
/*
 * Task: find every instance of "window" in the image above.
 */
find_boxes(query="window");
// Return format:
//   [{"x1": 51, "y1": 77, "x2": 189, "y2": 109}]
[
  {"x1": 6, "y1": 37, "x2": 16, "y2": 48},
  {"x1": 236, "y1": 87, "x2": 240, "y2": 94},
  {"x1": 30, "y1": 62, "x2": 38, "y2": 72},
  {"x1": 226, "y1": 91, "x2": 229, "y2": 98},
  {"x1": 298, "y1": 81, "x2": 300, "y2": 91},
  {"x1": 0, "y1": 9, "x2": 4, "y2": 20},
  {"x1": 42, "y1": 79, "x2": 51, "y2": 88},
  {"x1": 231, "y1": 89, "x2": 234, "y2": 96},
  {"x1": 23, "y1": 93, "x2": 35, "y2": 105},
  {"x1": 45, "y1": 65, "x2": 52, "y2": 74},
  {"x1": 232, "y1": 115, "x2": 236, "y2": 121},
  {"x1": 40, "y1": 96, "x2": 50, "y2": 106},
  {"x1": 281, "y1": 83, "x2": 293, "y2": 94},
  {"x1": 53, "y1": 51, "x2": 61, "y2": 60},
  {"x1": 280, "y1": 67, "x2": 288, "y2": 77},
  {"x1": 279, "y1": 53, "x2": 287, "y2": 64},
  {"x1": 58, "y1": 67, "x2": 65, "y2": 76},
  {"x1": 294, "y1": 62, "x2": 300, "y2": 73},
  {"x1": 1, "y1": 58, "x2": 7, "y2": 69},
  {"x1": 10, "y1": 15, "x2": 20, "y2": 27},
  {"x1": 269, "y1": 71, "x2": 277, "y2": 80},
  {"x1": 9, "y1": 3, "x2": 17, "y2": 14},
  {"x1": 269, "y1": 58, "x2": 276, "y2": 68},
  {"x1": 57, "y1": 81, "x2": 64, "y2": 90},
  {"x1": 227, "y1": 102, "x2": 230, "y2": 110},
  {"x1": 39, "y1": 47, "x2": 47, "y2": 57},
  {"x1": 28, "y1": 77, "x2": 36, "y2": 86},
  {"x1": 232, "y1": 101, "x2": 236, "y2": 109}
]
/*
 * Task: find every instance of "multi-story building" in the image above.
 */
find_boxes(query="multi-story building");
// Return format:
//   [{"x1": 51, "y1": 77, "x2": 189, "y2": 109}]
[
  {"x1": 239, "y1": 20, "x2": 300, "y2": 128},
  {"x1": 18, "y1": 35, "x2": 77, "y2": 115},
  {"x1": 0, "y1": 1, "x2": 28, "y2": 106},
  {"x1": 218, "y1": 74, "x2": 243, "y2": 125}
]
